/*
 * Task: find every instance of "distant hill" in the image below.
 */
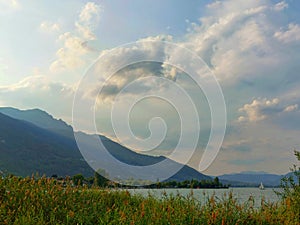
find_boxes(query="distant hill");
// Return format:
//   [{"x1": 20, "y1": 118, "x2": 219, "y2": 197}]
[
  {"x1": 218, "y1": 172, "x2": 284, "y2": 187},
  {"x1": 0, "y1": 107, "x2": 211, "y2": 182}
]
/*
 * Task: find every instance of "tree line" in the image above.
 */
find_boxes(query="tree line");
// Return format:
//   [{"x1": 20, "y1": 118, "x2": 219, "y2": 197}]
[{"x1": 64, "y1": 172, "x2": 228, "y2": 189}]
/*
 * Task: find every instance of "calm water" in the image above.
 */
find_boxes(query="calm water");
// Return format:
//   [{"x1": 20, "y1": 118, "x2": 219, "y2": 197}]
[{"x1": 127, "y1": 188, "x2": 282, "y2": 207}]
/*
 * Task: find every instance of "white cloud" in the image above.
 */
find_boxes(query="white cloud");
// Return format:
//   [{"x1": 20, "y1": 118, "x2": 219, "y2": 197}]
[
  {"x1": 0, "y1": 76, "x2": 73, "y2": 94},
  {"x1": 0, "y1": 76, "x2": 74, "y2": 123},
  {"x1": 84, "y1": 35, "x2": 175, "y2": 100},
  {"x1": 273, "y1": 1, "x2": 288, "y2": 11},
  {"x1": 238, "y1": 98, "x2": 300, "y2": 123},
  {"x1": 49, "y1": 48, "x2": 85, "y2": 73},
  {"x1": 50, "y1": 32, "x2": 92, "y2": 73},
  {"x1": 274, "y1": 23, "x2": 300, "y2": 43},
  {"x1": 75, "y1": 22, "x2": 96, "y2": 40},
  {"x1": 39, "y1": 21, "x2": 61, "y2": 33},
  {"x1": 50, "y1": 2, "x2": 102, "y2": 73},
  {"x1": 76, "y1": 2, "x2": 102, "y2": 40},
  {"x1": 238, "y1": 98, "x2": 279, "y2": 122},
  {"x1": 58, "y1": 33, "x2": 89, "y2": 55},
  {"x1": 182, "y1": 0, "x2": 300, "y2": 85},
  {"x1": 79, "y1": 2, "x2": 101, "y2": 24},
  {"x1": 284, "y1": 104, "x2": 298, "y2": 112},
  {"x1": 206, "y1": 1, "x2": 222, "y2": 9}
]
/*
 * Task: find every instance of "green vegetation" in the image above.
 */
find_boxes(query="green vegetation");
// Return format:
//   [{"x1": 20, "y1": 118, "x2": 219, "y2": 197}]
[
  {"x1": 140, "y1": 176, "x2": 227, "y2": 189},
  {"x1": 276, "y1": 150, "x2": 300, "y2": 223},
  {"x1": 69, "y1": 171, "x2": 226, "y2": 189},
  {"x1": 0, "y1": 151, "x2": 299, "y2": 224}
]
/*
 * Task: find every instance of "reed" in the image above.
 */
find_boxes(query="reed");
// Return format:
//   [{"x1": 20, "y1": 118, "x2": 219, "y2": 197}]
[{"x1": 0, "y1": 175, "x2": 299, "y2": 225}]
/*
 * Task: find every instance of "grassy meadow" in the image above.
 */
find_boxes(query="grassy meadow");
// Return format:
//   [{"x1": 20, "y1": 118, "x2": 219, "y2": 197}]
[
  {"x1": 0, "y1": 151, "x2": 299, "y2": 224},
  {"x1": 0, "y1": 175, "x2": 299, "y2": 225}
]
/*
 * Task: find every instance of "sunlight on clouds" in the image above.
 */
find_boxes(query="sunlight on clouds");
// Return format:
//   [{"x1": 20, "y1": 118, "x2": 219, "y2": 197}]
[
  {"x1": 0, "y1": 76, "x2": 73, "y2": 94},
  {"x1": 0, "y1": 76, "x2": 74, "y2": 123},
  {"x1": 50, "y1": 47, "x2": 85, "y2": 73},
  {"x1": 79, "y1": 2, "x2": 102, "y2": 24},
  {"x1": 75, "y1": 22, "x2": 96, "y2": 40},
  {"x1": 274, "y1": 23, "x2": 300, "y2": 43},
  {"x1": 185, "y1": 3, "x2": 271, "y2": 79},
  {"x1": 184, "y1": 0, "x2": 300, "y2": 85},
  {"x1": 238, "y1": 98, "x2": 300, "y2": 123},
  {"x1": 238, "y1": 98, "x2": 279, "y2": 122},
  {"x1": 76, "y1": 2, "x2": 102, "y2": 40},
  {"x1": 84, "y1": 35, "x2": 174, "y2": 102},
  {"x1": 49, "y1": 2, "x2": 102, "y2": 73}
]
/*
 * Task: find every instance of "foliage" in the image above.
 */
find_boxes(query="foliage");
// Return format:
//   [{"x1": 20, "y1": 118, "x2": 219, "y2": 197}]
[
  {"x1": 0, "y1": 175, "x2": 299, "y2": 225},
  {"x1": 94, "y1": 170, "x2": 109, "y2": 187},
  {"x1": 276, "y1": 150, "x2": 300, "y2": 224},
  {"x1": 147, "y1": 177, "x2": 226, "y2": 189},
  {"x1": 69, "y1": 172, "x2": 226, "y2": 189},
  {"x1": 72, "y1": 174, "x2": 85, "y2": 186}
]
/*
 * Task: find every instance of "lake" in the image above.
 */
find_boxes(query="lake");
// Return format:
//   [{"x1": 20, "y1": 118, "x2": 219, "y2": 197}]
[{"x1": 127, "y1": 188, "x2": 282, "y2": 207}]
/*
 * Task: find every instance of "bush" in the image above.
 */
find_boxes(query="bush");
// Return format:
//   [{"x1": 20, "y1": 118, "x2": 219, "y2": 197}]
[{"x1": 276, "y1": 150, "x2": 300, "y2": 224}]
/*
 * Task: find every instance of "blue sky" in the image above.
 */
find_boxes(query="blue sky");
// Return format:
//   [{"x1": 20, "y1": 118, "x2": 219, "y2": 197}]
[{"x1": 1, "y1": 0, "x2": 300, "y2": 175}]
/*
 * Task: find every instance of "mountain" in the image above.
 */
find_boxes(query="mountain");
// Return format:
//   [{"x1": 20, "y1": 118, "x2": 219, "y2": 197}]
[
  {"x1": 0, "y1": 112, "x2": 93, "y2": 177},
  {"x1": 218, "y1": 172, "x2": 284, "y2": 187},
  {"x1": 0, "y1": 107, "x2": 211, "y2": 182},
  {"x1": 0, "y1": 107, "x2": 73, "y2": 138}
]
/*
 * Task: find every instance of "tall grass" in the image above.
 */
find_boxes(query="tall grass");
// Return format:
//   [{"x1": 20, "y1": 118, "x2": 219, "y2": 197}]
[{"x1": 0, "y1": 175, "x2": 299, "y2": 225}]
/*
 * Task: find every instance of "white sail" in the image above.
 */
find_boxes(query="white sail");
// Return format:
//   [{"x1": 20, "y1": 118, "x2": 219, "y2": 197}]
[{"x1": 259, "y1": 182, "x2": 264, "y2": 190}]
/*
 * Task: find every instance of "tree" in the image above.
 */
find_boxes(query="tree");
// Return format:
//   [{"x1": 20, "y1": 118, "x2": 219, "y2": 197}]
[
  {"x1": 94, "y1": 169, "x2": 109, "y2": 187},
  {"x1": 72, "y1": 174, "x2": 85, "y2": 186},
  {"x1": 213, "y1": 177, "x2": 220, "y2": 187}
]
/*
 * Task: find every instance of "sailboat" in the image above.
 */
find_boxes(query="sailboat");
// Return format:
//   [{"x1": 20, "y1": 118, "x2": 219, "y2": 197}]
[{"x1": 259, "y1": 182, "x2": 264, "y2": 190}]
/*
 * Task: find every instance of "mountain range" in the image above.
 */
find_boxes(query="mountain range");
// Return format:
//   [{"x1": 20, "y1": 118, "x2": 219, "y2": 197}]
[
  {"x1": 0, "y1": 107, "x2": 292, "y2": 186},
  {"x1": 0, "y1": 107, "x2": 210, "y2": 182},
  {"x1": 218, "y1": 172, "x2": 284, "y2": 187}
]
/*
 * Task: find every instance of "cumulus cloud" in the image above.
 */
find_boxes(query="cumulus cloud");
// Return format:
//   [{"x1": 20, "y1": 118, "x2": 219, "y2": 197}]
[
  {"x1": 84, "y1": 35, "x2": 176, "y2": 101},
  {"x1": 73, "y1": 0, "x2": 300, "y2": 105},
  {"x1": 181, "y1": 0, "x2": 300, "y2": 86},
  {"x1": 79, "y1": 2, "x2": 101, "y2": 24},
  {"x1": 74, "y1": 0, "x2": 300, "y2": 174},
  {"x1": 238, "y1": 98, "x2": 279, "y2": 122},
  {"x1": 75, "y1": 22, "x2": 96, "y2": 40},
  {"x1": 76, "y1": 2, "x2": 102, "y2": 40},
  {"x1": 238, "y1": 98, "x2": 300, "y2": 123},
  {"x1": 50, "y1": 2, "x2": 102, "y2": 73},
  {"x1": 49, "y1": 32, "x2": 92, "y2": 72}
]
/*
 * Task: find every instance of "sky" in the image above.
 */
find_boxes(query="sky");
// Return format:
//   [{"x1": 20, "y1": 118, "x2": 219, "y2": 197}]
[{"x1": 0, "y1": 0, "x2": 300, "y2": 176}]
